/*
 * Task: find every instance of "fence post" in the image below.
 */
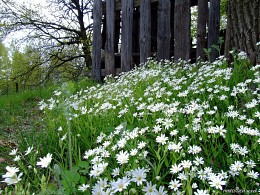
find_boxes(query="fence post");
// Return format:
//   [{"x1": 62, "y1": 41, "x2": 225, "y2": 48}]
[
  {"x1": 105, "y1": 0, "x2": 115, "y2": 76},
  {"x1": 208, "y1": 0, "x2": 220, "y2": 61},
  {"x1": 92, "y1": 0, "x2": 102, "y2": 81},
  {"x1": 196, "y1": 0, "x2": 208, "y2": 61},
  {"x1": 157, "y1": 0, "x2": 171, "y2": 60},
  {"x1": 121, "y1": 0, "x2": 134, "y2": 72},
  {"x1": 174, "y1": 0, "x2": 191, "y2": 61},
  {"x1": 140, "y1": 0, "x2": 151, "y2": 64}
]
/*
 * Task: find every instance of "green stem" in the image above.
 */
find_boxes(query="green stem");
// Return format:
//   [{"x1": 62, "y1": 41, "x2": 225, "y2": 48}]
[{"x1": 66, "y1": 118, "x2": 73, "y2": 171}]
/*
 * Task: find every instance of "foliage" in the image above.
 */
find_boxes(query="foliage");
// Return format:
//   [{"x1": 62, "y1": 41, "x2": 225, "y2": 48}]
[
  {"x1": 0, "y1": 42, "x2": 87, "y2": 95},
  {"x1": 0, "y1": 0, "x2": 93, "y2": 79},
  {"x1": 0, "y1": 42, "x2": 11, "y2": 94},
  {"x1": 1, "y1": 55, "x2": 259, "y2": 194}
]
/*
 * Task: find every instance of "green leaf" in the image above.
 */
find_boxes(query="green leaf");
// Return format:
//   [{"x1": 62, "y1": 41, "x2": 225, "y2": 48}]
[{"x1": 61, "y1": 166, "x2": 80, "y2": 194}]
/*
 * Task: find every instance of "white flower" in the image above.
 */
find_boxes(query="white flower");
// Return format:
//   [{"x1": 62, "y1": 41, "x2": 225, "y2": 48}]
[
  {"x1": 53, "y1": 90, "x2": 61, "y2": 96},
  {"x1": 142, "y1": 181, "x2": 157, "y2": 195},
  {"x1": 247, "y1": 170, "x2": 259, "y2": 179},
  {"x1": 238, "y1": 146, "x2": 248, "y2": 156},
  {"x1": 170, "y1": 129, "x2": 178, "y2": 136},
  {"x1": 131, "y1": 167, "x2": 147, "y2": 186},
  {"x1": 116, "y1": 151, "x2": 129, "y2": 165},
  {"x1": 156, "y1": 134, "x2": 168, "y2": 145},
  {"x1": 192, "y1": 183, "x2": 198, "y2": 189},
  {"x1": 177, "y1": 172, "x2": 188, "y2": 181},
  {"x1": 162, "y1": 118, "x2": 173, "y2": 129},
  {"x1": 90, "y1": 162, "x2": 108, "y2": 177},
  {"x1": 130, "y1": 148, "x2": 138, "y2": 156},
  {"x1": 245, "y1": 160, "x2": 256, "y2": 168},
  {"x1": 137, "y1": 141, "x2": 146, "y2": 149},
  {"x1": 13, "y1": 155, "x2": 21, "y2": 162},
  {"x1": 2, "y1": 166, "x2": 23, "y2": 185},
  {"x1": 2, "y1": 166, "x2": 19, "y2": 178},
  {"x1": 179, "y1": 135, "x2": 189, "y2": 142},
  {"x1": 169, "y1": 179, "x2": 182, "y2": 191},
  {"x1": 152, "y1": 125, "x2": 162, "y2": 133},
  {"x1": 181, "y1": 160, "x2": 192, "y2": 169},
  {"x1": 157, "y1": 186, "x2": 167, "y2": 195},
  {"x1": 218, "y1": 171, "x2": 228, "y2": 179},
  {"x1": 230, "y1": 161, "x2": 244, "y2": 172},
  {"x1": 90, "y1": 165, "x2": 103, "y2": 177},
  {"x1": 25, "y1": 146, "x2": 33, "y2": 155},
  {"x1": 188, "y1": 145, "x2": 202, "y2": 154},
  {"x1": 226, "y1": 110, "x2": 239, "y2": 118},
  {"x1": 78, "y1": 184, "x2": 90, "y2": 192},
  {"x1": 36, "y1": 153, "x2": 52, "y2": 168},
  {"x1": 168, "y1": 142, "x2": 182, "y2": 152},
  {"x1": 204, "y1": 167, "x2": 213, "y2": 176},
  {"x1": 197, "y1": 169, "x2": 207, "y2": 180},
  {"x1": 112, "y1": 168, "x2": 120, "y2": 178},
  {"x1": 2, "y1": 173, "x2": 23, "y2": 185},
  {"x1": 254, "y1": 111, "x2": 260, "y2": 118},
  {"x1": 61, "y1": 134, "x2": 67, "y2": 141},
  {"x1": 170, "y1": 164, "x2": 183, "y2": 174},
  {"x1": 194, "y1": 189, "x2": 210, "y2": 195},
  {"x1": 9, "y1": 149, "x2": 18, "y2": 156},
  {"x1": 117, "y1": 138, "x2": 127, "y2": 148},
  {"x1": 193, "y1": 156, "x2": 204, "y2": 166},
  {"x1": 208, "y1": 175, "x2": 226, "y2": 190},
  {"x1": 110, "y1": 177, "x2": 130, "y2": 193}
]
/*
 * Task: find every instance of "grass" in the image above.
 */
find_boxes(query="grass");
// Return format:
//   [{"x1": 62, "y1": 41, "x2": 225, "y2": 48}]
[
  {"x1": 0, "y1": 86, "x2": 56, "y2": 187},
  {"x1": 0, "y1": 55, "x2": 260, "y2": 194}
]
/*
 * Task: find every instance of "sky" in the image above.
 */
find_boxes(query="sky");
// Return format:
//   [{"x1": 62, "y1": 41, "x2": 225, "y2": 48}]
[{"x1": 3, "y1": 0, "x2": 48, "y2": 48}]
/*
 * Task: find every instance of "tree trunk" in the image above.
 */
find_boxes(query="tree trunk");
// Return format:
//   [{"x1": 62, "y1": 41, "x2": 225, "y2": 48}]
[{"x1": 225, "y1": 0, "x2": 259, "y2": 64}]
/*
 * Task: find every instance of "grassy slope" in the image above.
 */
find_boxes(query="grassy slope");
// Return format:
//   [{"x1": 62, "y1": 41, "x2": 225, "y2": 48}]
[
  {"x1": 0, "y1": 78, "x2": 96, "y2": 180},
  {"x1": 1, "y1": 59, "x2": 259, "y2": 194},
  {"x1": 0, "y1": 87, "x2": 55, "y2": 182}
]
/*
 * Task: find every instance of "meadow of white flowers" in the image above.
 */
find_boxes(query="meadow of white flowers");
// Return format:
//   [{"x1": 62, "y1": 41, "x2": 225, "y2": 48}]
[{"x1": 2, "y1": 54, "x2": 260, "y2": 194}]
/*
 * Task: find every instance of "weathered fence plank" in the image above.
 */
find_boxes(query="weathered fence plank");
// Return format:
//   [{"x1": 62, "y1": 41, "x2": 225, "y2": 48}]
[
  {"x1": 196, "y1": 0, "x2": 208, "y2": 61},
  {"x1": 121, "y1": 0, "x2": 134, "y2": 72},
  {"x1": 157, "y1": 0, "x2": 171, "y2": 60},
  {"x1": 208, "y1": 0, "x2": 220, "y2": 61},
  {"x1": 105, "y1": 0, "x2": 115, "y2": 76},
  {"x1": 92, "y1": 0, "x2": 102, "y2": 81},
  {"x1": 174, "y1": 0, "x2": 191, "y2": 61},
  {"x1": 133, "y1": 8, "x2": 140, "y2": 53},
  {"x1": 170, "y1": 0, "x2": 175, "y2": 54},
  {"x1": 140, "y1": 0, "x2": 151, "y2": 64},
  {"x1": 113, "y1": 0, "x2": 157, "y2": 11}
]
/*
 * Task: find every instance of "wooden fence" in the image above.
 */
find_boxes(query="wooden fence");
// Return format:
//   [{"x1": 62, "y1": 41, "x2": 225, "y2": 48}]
[{"x1": 92, "y1": 0, "x2": 221, "y2": 81}]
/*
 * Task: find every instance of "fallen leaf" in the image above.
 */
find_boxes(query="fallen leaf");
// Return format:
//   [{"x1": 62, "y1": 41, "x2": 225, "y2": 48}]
[{"x1": 0, "y1": 158, "x2": 5, "y2": 163}]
